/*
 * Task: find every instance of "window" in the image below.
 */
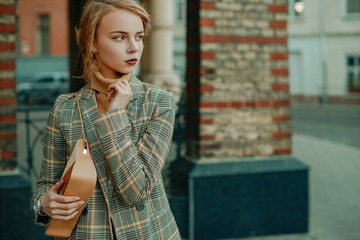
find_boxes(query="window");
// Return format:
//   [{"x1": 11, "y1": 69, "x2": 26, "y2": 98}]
[
  {"x1": 288, "y1": 0, "x2": 305, "y2": 18},
  {"x1": 37, "y1": 15, "x2": 50, "y2": 55},
  {"x1": 347, "y1": 0, "x2": 360, "y2": 14},
  {"x1": 175, "y1": 0, "x2": 186, "y2": 24},
  {"x1": 344, "y1": 0, "x2": 360, "y2": 18},
  {"x1": 347, "y1": 56, "x2": 360, "y2": 93}
]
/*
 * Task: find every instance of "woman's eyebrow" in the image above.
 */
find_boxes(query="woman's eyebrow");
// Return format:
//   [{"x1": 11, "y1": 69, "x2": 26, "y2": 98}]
[
  {"x1": 109, "y1": 31, "x2": 128, "y2": 35},
  {"x1": 109, "y1": 30, "x2": 144, "y2": 34}
]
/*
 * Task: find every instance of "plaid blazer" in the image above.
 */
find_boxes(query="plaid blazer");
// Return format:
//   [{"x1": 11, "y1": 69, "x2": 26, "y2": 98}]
[{"x1": 34, "y1": 76, "x2": 181, "y2": 240}]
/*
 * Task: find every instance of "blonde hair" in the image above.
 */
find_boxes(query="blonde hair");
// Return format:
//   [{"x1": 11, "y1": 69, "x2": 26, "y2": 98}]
[{"x1": 76, "y1": 0, "x2": 151, "y2": 81}]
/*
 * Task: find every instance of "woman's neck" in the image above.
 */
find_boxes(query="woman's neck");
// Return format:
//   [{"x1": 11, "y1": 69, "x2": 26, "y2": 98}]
[{"x1": 91, "y1": 70, "x2": 131, "y2": 94}]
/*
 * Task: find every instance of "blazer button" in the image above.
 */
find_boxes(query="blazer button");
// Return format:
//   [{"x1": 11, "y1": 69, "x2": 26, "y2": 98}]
[
  {"x1": 81, "y1": 206, "x2": 88, "y2": 216},
  {"x1": 136, "y1": 203, "x2": 144, "y2": 211}
]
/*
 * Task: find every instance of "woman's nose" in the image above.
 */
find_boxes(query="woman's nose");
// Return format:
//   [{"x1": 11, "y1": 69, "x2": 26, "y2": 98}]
[{"x1": 127, "y1": 39, "x2": 138, "y2": 53}]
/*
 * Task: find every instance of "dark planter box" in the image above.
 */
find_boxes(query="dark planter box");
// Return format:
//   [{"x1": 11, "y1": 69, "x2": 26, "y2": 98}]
[
  {"x1": 169, "y1": 156, "x2": 309, "y2": 240},
  {"x1": 0, "y1": 174, "x2": 32, "y2": 240}
]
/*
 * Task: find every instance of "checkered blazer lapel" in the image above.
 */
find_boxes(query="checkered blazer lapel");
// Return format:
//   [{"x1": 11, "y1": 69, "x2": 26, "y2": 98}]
[
  {"x1": 77, "y1": 76, "x2": 144, "y2": 202},
  {"x1": 76, "y1": 88, "x2": 110, "y2": 201}
]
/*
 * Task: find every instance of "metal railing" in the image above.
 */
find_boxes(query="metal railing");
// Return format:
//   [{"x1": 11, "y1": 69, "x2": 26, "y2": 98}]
[{"x1": 17, "y1": 105, "x2": 51, "y2": 180}]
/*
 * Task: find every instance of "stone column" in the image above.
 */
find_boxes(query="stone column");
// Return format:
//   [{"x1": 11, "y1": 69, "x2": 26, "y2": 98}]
[{"x1": 141, "y1": 0, "x2": 181, "y2": 102}]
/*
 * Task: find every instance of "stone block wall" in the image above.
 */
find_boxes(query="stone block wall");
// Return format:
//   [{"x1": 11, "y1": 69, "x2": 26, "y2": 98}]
[
  {"x1": 185, "y1": 0, "x2": 291, "y2": 160},
  {"x1": 0, "y1": 0, "x2": 17, "y2": 170}
]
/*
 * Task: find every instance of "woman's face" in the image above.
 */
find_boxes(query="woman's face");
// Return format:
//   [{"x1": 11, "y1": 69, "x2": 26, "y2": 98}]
[{"x1": 92, "y1": 9, "x2": 144, "y2": 79}]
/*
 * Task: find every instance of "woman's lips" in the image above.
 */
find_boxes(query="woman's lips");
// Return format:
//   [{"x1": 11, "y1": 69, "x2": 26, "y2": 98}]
[{"x1": 125, "y1": 58, "x2": 138, "y2": 65}]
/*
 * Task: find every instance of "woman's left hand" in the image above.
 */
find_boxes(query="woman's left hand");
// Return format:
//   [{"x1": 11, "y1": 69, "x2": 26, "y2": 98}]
[{"x1": 107, "y1": 79, "x2": 133, "y2": 110}]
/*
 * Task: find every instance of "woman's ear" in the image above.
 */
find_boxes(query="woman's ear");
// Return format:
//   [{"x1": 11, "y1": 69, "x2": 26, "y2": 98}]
[{"x1": 91, "y1": 40, "x2": 98, "y2": 53}]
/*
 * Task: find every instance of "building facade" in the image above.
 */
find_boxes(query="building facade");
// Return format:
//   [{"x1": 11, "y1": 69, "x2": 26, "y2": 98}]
[
  {"x1": 16, "y1": 0, "x2": 69, "y2": 81},
  {"x1": 288, "y1": 0, "x2": 360, "y2": 101}
]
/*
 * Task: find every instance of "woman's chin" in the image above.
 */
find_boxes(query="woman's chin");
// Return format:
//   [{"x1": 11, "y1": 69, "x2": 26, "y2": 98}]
[
  {"x1": 117, "y1": 67, "x2": 135, "y2": 75},
  {"x1": 114, "y1": 72, "x2": 124, "y2": 77}
]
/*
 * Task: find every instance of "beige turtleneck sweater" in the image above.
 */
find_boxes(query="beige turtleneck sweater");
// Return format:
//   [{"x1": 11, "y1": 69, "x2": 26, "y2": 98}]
[{"x1": 90, "y1": 71, "x2": 131, "y2": 114}]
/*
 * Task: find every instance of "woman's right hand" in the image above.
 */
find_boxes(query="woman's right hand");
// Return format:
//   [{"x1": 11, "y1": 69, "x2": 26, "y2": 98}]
[
  {"x1": 41, "y1": 180, "x2": 85, "y2": 220},
  {"x1": 107, "y1": 79, "x2": 133, "y2": 110}
]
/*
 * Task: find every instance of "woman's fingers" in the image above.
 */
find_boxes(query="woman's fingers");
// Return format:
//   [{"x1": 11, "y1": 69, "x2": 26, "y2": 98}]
[
  {"x1": 109, "y1": 85, "x2": 124, "y2": 99},
  {"x1": 108, "y1": 89, "x2": 114, "y2": 102},
  {"x1": 51, "y1": 210, "x2": 79, "y2": 221},
  {"x1": 108, "y1": 80, "x2": 125, "y2": 90},
  {"x1": 107, "y1": 79, "x2": 133, "y2": 110},
  {"x1": 50, "y1": 192, "x2": 80, "y2": 204},
  {"x1": 119, "y1": 80, "x2": 132, "y2": 96},
  {"x1": 41, "y1": 180, "x2": 84, "y2": 218},
  {"x1": 108, "y1": 80, "x2": 130, "y2": 92},
  {"x1": 107, "y1": 80, "x2": 130, "y2": 101},
  {"x1": 51, "y1": 204, "x2": 83, "y2": 215},
  {"x1": 49, "y1": 179, "x2": 64, "y2": 193},
  {"x1": 51, "y1": 198, "x2": 85, "y2": 210},
  {"x1": 123, "y1": 79, "x2": 130, "y2": 88},
  {"x1": 46, "y1": 197, "x2": 84, "y2": 218}
]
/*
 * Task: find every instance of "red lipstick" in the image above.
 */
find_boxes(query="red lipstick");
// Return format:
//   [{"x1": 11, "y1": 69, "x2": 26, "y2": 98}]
[{"x1": 125, "y1": 58, "x2": 138, "y2": 65}]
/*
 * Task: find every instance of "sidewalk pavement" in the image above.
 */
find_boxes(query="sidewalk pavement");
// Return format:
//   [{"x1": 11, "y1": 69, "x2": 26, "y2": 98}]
[{"x1": 234, "y1": 134, "x2": 360, "y2": 240}]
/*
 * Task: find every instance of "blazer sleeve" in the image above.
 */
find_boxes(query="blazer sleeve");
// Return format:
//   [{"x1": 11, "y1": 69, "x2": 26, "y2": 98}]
[
  {"x1": 33, "y1": 96, "x2": 67, "y2": 225},
  {"x1": 93, "y1": 91, "x2": 175, "y2": 206}
]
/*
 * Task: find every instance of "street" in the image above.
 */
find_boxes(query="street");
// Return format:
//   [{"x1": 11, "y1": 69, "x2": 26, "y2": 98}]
[
  {"x1": 291, "y1": 101, "x2": 360, "y2": 148},
  {"x1": 291, "y1": 101, "x2": 360, "y2": 240},
  {"x1": 237, "y1": 102, "x2": 360, "y2": 240}
]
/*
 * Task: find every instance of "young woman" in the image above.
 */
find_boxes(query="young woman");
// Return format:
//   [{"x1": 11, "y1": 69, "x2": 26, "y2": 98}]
[{"x1": 33, "y1": 0, "x2": 181, "y2": 239}]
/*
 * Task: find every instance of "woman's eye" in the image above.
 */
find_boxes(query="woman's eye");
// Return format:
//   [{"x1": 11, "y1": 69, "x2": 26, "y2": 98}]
[
  {"x1": 114, "y1": 36, "x2": 125, "y2": 40},
  {"x1": 135, "y1": 35, "x2": 143, "y2": 41}
]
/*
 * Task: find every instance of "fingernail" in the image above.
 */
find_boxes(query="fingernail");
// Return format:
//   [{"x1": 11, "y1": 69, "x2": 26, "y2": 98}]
[{"x1": 81, "y1": 201, "x2": 85, "y2": 204}]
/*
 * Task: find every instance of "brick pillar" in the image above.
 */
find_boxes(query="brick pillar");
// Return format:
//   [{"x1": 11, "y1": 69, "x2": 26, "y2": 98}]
[
  {"x1": 0, "y1": 1, "x2": 32, "y2": 239},
  {"x1": 169, "y1": 1, "x2": 309, "y2": 239},
  {"x1": 185, "y1": 0, "x2": 291, "y2": 160},
  {"x1": 0, "y1": 1, "x2": 17, "y2": 170}
]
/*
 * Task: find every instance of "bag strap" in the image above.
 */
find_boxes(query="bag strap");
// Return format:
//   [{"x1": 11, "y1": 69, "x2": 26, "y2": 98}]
[{"x1": 75, "y1": 92, "x2": 86, "y2": 141}]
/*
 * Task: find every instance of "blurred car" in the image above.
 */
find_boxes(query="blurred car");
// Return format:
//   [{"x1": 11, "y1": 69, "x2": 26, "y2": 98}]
[{"x1": 17, "y1": 72, "x2": 70, "y2": 104}]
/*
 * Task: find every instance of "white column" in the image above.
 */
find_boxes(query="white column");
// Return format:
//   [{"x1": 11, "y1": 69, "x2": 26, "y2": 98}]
[{"x1": 141, "y1": 0, "x2": 181, "y2": 102}]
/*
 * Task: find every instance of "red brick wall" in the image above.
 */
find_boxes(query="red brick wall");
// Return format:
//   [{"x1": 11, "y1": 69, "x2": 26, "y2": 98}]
[
  {"x1": 185, "y1": 0, "x2": 291, "y2": 159},
  {"x1": 0, "y1": 1, "x2": 17, "y2": 170},
  {"x1": 16, "y1": 0, "x2": 68, "y2": 56}
]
